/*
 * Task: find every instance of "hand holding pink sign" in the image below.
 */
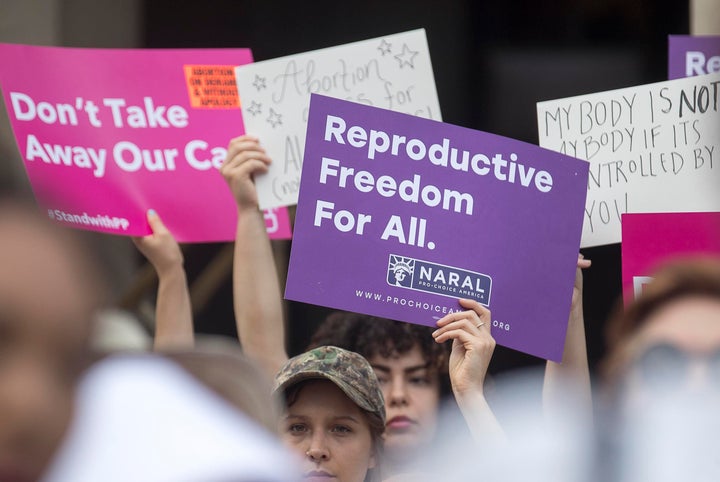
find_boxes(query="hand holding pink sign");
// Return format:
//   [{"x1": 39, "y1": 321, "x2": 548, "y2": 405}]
[{"x1": 132, "y1": 209, "x2": 194, "y2": 350}]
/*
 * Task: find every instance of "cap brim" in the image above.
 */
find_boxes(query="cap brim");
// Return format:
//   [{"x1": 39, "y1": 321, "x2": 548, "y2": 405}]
[{"x1": 273, "y1": 370, "x2": 375, "y2": 414}]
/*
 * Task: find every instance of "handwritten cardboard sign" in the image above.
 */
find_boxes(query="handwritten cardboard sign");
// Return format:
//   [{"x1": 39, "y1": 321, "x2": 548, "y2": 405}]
[
  {"x1": 0, "y1": 43, "x2": 292, "y2": 242},
  {"x1": 537, "y1": 72, "x2": 720, "y2": 247},
  {"x1": 285, "y1": 95, "x2": 588, "y2": 361},
  {"x1": 669, "y1": 35, "x2": 720, "y2": 80},
  {"x1": 622, "y1": 212, "x2": 720, "y2": 304},
  {"x1": 234, "y1": 29, "x2": 441, "y2": 210}
]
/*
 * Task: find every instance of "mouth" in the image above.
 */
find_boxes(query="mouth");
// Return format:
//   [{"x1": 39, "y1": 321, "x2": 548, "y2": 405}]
[
  {"x1": 386, "y1": 415, "x2": 417, "y2": 431},
  {"x1": 303, "y1": 470, "x2": 335, "y2": 480}
]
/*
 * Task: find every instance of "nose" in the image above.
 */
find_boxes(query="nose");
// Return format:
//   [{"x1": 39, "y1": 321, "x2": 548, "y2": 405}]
[
  {"x1": 306, "y1": 432, "x2": 330, "y2": 461},
  {"x1": 388, "y1": 377, "x2": 409, "y2": 407}
]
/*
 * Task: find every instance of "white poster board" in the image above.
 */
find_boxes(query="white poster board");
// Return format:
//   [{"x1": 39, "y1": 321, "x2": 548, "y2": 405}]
[
  {"x1": 235, "y1": 29, "x2": 441, "y2": 209},
  {"x1": 537, "y1": 72, "x2": 720, "y2": 247}
]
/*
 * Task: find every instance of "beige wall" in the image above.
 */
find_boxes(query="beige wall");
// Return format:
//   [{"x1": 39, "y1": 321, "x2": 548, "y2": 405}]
[{"x1": 691, "y1": 0, "x2": 720, "y2": 35}]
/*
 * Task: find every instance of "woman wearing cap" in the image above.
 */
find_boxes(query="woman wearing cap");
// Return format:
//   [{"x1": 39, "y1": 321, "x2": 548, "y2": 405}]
[{"x1": 274, "y1": 345, "x2": 386, "y2": 482}]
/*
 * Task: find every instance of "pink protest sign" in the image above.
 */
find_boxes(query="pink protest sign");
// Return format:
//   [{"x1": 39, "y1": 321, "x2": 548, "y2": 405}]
[
  {"x1": 0, "y1": 43, "x2": 291, "y2": 241},
  {"x1": 621, "y1": 212, "x2": 720, "y2": 304}
]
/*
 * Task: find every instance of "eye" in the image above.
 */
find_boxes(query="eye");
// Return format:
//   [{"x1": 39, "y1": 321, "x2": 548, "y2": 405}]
[
  {"x1": 409, "y1": 375, "x2": 431, "y2": 386},
  {"x1": 287, "y1": 423, "x2": 307, "y2": 435},
  {"x1": 331, "y1": 425, "x2": 352, "y2": 434},
  {"x1": 374, "y1": 372, "x2": 389, "y2": 385}
]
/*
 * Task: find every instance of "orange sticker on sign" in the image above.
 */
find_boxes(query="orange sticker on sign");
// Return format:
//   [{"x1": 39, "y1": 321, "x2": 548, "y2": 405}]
[{"x1": 184, "y1": 65, "x2": 240, "y2": 109}]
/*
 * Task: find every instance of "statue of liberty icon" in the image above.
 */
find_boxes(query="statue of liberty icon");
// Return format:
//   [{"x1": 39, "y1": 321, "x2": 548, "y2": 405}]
[{"x1": 388, "y1": 255, "x2": 414, "y2": 288}]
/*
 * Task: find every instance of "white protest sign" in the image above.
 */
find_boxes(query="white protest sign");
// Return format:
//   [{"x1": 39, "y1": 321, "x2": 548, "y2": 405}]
[
  {"x1": 537, "y1": 72, "x2": 720, "y2": 247},
  {"x1": 235, "y1": 29, "x2": 441, "y2": 209}
]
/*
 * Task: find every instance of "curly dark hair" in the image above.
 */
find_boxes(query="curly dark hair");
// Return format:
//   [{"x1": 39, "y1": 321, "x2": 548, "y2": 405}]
[{"x1": 307, "y1": 311, "x2": 451, "y2": 396}]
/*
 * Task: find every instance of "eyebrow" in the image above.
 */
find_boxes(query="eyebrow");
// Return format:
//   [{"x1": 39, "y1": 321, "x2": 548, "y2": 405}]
[
  {"x1": 283, "y1": 414, "x2": 307, "y2": 421},
  {"x1": 371, "y1": 362, "x2": 432, "y2": 374},
  {"x1": 282, "y1": 414, "x2": 361, "y2": 424},
  {"x1": 334, "y1": 415, "x2": 361, "y2": 424}
]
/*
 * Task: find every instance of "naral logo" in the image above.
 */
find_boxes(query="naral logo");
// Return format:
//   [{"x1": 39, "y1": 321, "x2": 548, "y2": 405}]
[{"x1": 387, "y1": 254, "x2": 491, "y2": 305}]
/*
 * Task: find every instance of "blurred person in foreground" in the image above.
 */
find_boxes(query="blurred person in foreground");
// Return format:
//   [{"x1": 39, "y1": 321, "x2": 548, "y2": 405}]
[
  {"x1": 597, "y1": 256, "x2": 720, "y2": 481},
  {"x1": 0, "y1": 198, "x2": 104, "y2": 482},
  {"x1": 44, "y1": 354, "x2": 298, "y2": 482},
  {"x1": 602, "y1": 256, "x2": 720, "y2": 401}
]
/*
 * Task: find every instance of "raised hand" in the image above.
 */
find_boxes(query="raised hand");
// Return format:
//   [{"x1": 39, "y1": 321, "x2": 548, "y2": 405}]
[{"x1": 220, "y1": 135, "x2": 272, "y2": 211}]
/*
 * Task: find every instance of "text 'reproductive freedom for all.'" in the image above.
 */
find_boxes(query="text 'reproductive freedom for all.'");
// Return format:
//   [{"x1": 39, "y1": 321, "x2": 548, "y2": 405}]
[{"x1": 316, "y1": 114, "x2": 556, "y2": 217}]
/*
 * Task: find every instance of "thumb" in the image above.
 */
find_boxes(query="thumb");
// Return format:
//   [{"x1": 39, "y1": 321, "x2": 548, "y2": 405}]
[{"x1": 577, "y1": 253, "x2": 592, "y2": 269}]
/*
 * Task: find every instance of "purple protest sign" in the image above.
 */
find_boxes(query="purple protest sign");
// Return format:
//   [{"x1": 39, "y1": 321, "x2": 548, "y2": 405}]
[
  {"x1": 0, "y1": 43, "x2": 292, "y2": 242},
  {"x1": 668, "y1": 35, "x2": 720, "y2": 79},
  {"x1": 286, "y1": 94, "x2": 589, "y2": 361}
]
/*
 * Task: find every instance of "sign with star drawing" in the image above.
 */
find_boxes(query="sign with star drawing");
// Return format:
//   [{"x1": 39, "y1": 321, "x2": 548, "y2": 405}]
[{"x1": 234, "y1": 29, "x2": 441, "y2": 209}]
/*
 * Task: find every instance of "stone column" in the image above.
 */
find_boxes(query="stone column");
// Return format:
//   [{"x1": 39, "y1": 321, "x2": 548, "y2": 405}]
[{"x1": 691, "y1": 0, "x2": 720, "y2": 34}]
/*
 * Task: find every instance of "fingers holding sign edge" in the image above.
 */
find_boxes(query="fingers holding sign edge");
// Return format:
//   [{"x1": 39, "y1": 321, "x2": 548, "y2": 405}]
[{"x1": 433, "y1": 298, "x2": 492, "y2": 342}]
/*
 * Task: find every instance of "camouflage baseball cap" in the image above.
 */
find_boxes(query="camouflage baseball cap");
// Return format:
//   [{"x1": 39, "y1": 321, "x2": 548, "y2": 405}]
[{"x1": 273, "y1": 345, "x2": 385, "y2": 424}]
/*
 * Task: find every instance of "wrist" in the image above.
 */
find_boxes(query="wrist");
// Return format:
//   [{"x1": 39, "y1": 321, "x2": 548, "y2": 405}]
[
  {"x1": 236, "y1": 204, "x2": 267, "y2": 227},
  {"x1": 453, "y1": 382, "x2": 485, "y2": 403},
  {"x1": 155, "y1": 260, "x2": 186, "y2": 280},
  {"x1": 235, "y1": 195, "x2": 262, "y2": 214},
  {"x1": 454, "y1": 387, "x2": 490, "y2": 419},
  {"x1": 569, "y1": 302, "x2": 584, "y2": 321}
]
